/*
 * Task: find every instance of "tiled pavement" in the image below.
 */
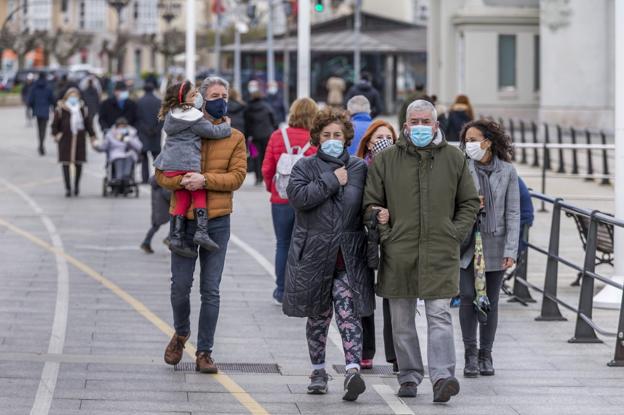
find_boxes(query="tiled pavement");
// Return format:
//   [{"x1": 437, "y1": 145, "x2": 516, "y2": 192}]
[{"x1": 0, "y1": 107, "x2": 622, "y2": 415}]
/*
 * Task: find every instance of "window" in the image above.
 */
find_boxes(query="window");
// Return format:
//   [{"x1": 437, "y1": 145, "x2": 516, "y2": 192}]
[
  {"x1": 83, "y1": 0, "x2": 106, "y2": 32},
  {"x1": 498, "y1": 34, "x2": 516, "y2": 90},
  {"x1": 534, "y1": 34, "x2": 540, "y2": 92}
]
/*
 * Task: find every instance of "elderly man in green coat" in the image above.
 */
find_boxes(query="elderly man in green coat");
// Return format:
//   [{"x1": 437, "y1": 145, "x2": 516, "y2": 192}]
[{"x1": 363, "y1": 99, "x2": 479, "y2": 402}]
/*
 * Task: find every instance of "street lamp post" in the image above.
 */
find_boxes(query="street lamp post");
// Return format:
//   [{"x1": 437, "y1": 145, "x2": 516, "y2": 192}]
[
  {"x1": 185, "y1": 0, "x2": 195, "y2": 81},
  {"x1": 157, "y1": 0, "x2": 182, "y2": 73},
  {"x1": 297, "y1": 0, "x2": 310, "y2": 97},
  {"x1": 106, "y1": 0, "x2": 130, "y2": 74},
  {"x1": 267, "y1": 0, "x2": 275, "y2": 85},
  {"x1": 353, "y1": 0, "x2": 362, "y2": 82}
]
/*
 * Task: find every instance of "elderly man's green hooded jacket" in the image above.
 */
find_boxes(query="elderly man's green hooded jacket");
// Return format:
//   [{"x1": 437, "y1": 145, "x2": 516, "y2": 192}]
[{"x1": 363, "y1": 130, "x2": 479, "y2": 299}]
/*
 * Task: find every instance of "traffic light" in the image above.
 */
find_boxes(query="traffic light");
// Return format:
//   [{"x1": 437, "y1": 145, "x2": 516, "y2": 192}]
[{"x1": 314, "y1": 0, "x2": 324, "y2": 12}]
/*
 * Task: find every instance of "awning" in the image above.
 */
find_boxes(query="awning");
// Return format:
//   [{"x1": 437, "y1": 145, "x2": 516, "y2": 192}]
[{"x1": 222, "y1": 28, "x2": 426, "y2": 54}]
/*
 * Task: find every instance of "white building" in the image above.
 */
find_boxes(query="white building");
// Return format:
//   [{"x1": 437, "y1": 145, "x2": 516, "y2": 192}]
[{"x1": 428, "y1": 0, "x2": 615, "y2": 130}]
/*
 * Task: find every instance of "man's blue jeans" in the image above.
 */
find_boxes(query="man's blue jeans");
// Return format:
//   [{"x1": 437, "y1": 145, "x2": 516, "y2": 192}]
[
  {"x1": 170, "y1": 215, "x2": 230, "y2": 353},
  {"x1": 271, "y1": 203, "x2": 295, "y2": 298}
]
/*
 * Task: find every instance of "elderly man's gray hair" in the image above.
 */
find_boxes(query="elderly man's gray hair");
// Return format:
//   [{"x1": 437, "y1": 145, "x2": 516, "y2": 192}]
[
  {"x1": 347, "y1": 95, "x2": 371, "y2": 115},
  {"x1": 405, "y1": 99, "x2": 437, "y2": 122},
  {"x1": 199, "y1": 76, "x2": 230, "y2": 96}
]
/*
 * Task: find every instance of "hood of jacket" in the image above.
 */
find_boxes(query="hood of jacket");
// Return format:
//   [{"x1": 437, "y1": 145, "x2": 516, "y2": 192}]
[
  {"x1": 351, "y1": 112, "x2": 372, "y2": 122},
  {"x1": 163, "y1": 107, "x2": 204, "y2": 135},
  {"x1": 33, "y1": 78, "x2": 48, "y2": 89},
  {"x1": 353, "y1": 81, "x2": 373, "y2": 93}
]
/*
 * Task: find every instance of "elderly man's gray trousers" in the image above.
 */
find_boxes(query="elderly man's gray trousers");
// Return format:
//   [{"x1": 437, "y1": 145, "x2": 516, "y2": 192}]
[{"x1": 388, "y1": 298, "x2": 456, "y2": 386}]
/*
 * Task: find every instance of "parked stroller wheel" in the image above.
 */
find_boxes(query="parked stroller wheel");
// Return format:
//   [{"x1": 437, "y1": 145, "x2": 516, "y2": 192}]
[{"x1": 102, "y1": 178, "x2": 108, "y2": 197}]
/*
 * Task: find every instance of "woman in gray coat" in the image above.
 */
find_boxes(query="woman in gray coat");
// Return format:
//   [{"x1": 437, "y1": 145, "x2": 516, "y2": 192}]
[
  {"x1": 458, "y1": 120, "x2": 520, "y2": 378},
  {"x1": 283, "y1": 108, "x2": 374, "y2": 402}
]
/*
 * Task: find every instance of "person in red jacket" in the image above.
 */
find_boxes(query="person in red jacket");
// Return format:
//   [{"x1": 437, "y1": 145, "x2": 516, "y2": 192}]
[{"x1": 262, "y1": 97, "x2": 319, "y2": 304}]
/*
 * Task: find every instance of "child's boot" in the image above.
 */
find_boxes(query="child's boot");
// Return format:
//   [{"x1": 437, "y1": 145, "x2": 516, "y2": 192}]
[
  {"x1": 193, "y1": 208, "x2": 219, "y2": 252},
  {"x1": 169, "y1": 215, "x2": 198, "y2": 258}
]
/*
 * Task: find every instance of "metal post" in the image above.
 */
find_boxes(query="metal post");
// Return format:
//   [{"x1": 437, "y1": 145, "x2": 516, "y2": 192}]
[
  {"x1": 234, "y1": 28, "x2": 241, "y2": 93},
  {"x1": 535, "y1": 199, "x2": 567, "y2": 321},
  {"x1": 185, "y1": 0, "x2": 195, "y2": 81},
  {"x1": 283, "y1": 13, "x2": 290, "y2": 110},
  {"x1": 543, "y1": 123, "x2": 552, "y2": 170},
  {"x1": 585, "y1": 129, "x2": 595, "y2": 181},
  {"x1": 600, "y1": 131, "x2": 611, "y2": 185},
  {"x1": 353, "y1": 0, "x2": 362, "y2": 82},
  {"x1": 509, "y1": 119, "x2": 516, "y2": 162},
  {"x1": 520, "y1": 120, "x2": 527, "y2": 164},
  {"x1": 556, "y1": 124, "x2": 565, "y2": 173},
  {"x1": 215, "y1": 12, "x2": 222, "y2": 75},
  {"x1": 267, "y1": 0, "x2": 275, "y2": 84},
  {"x1": 570, "y1": 127, "x2": 579, "y2": 175},
  {"x1": 297, "y1": 0, "x2": 310, "y2": 98},
  {"x1": 608, "y1": 290, "x2": 624, "y2": 366},
  {"x1": 569, "y1": 212, "x2": 603, "y2": 343},
  {"x1": 531, "y1": 121, "x2": 539, "y2": 167},
  {"x1": 539, "y1": 140, "x2": 547, "y2": 213},
  {"x1": 510, "y1": 223, "x2": 535, "y2": 303}
]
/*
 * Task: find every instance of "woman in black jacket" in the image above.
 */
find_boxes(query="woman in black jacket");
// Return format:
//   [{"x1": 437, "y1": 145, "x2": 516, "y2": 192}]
[
  {"x1": 244, "y1": 83, "x2": 277, "y2": 185},
  {"x1": 283, "y1": 108, "x2": 374, "y2": 402},
  {"x1": 227, "y1": 88, "x2": 247, "y2": 135}
]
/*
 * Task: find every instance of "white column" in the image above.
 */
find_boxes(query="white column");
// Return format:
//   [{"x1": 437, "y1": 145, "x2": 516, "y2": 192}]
[
  {"x1": 234, "y1": 28, "x2": 241, "y2": 93},
  {"x1": 297, "y1": 0, "x2": 310, "y2": 98},
  {"x1": 267, "y1": 0, "x2": 275, "y2": 84},
  {"x1": 353, "y1": 0, "x2": 362, "y2": 82},
  {"x1": 185, "y1": 0, "x2": 195, "y2": 81},
  {"x1": 594, "y1": 0, "x2": 623, "y2": 309}
]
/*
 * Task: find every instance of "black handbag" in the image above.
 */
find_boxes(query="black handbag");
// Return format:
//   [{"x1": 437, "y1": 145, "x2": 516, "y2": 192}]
[{"x1": 365, "y1": 210, "x2": 380, "y2": 270}]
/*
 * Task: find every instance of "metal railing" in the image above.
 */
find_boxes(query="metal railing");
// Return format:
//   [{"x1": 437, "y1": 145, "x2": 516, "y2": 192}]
[
  {"x1": 488, "y1": 118, "x2": 614, "y2": 187},
  {"x1": 511, "y1": 191, "x2": 624, "y2": 367}
]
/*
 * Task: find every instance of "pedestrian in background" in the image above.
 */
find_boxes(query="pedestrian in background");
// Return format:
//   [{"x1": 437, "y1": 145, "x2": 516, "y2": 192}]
[
  {"x1": 80, "y1": 76, "x2": 102, "y2": 128},
  {"x1": 344, "y1": 72, "x2": 383, "y2": 118},
  {"x1": 363, "y1": 99, "x2": 479, "y2": 402},
  {"x1": 51, "y1": 88, "x2": 96, "y2": 197},
  {"x1": 326, "y1": 74, "x2": 346, "y2": 108},
  {"x1": 355, "y1": 119, "x2": 397, "y2": 370},
  {"x1": 21, "y1": 73, "x2": 35, "y2": 127},
  {"x1": 28, "y1": 72, "x2": 56, "y2": 156},
  {"x1": 283, "y1": 108, "x2": 374, "y2": 402},
  {"x1": 445, "y1": 94, "x2": 474, "y2": 142},
  {"x1": 136, "y1": 81, "x2": 163, "y2": 184},
  {"x1": 346, "y1": 95, "x2": 372, "y2": 156},
  {"x1": 266, "y1": 80, "x2": 287, "y2": 125},
  {"x1": 141, "y1": 175, "x2": 172, "y2": 254},
  {"x1": 245, "y1": 80, "x2": 277, "y2": 185},
  {"x1": 227, "y1": 88, "x2": 247, "y2": 135},
  {"x1": 458, "y1": 119, "x2": 520, "y2": 378},
  {"x1": 261, "y1": 97, "x2": 318, "y2": 305},
  {"x1": 99, "y1": 82, "x2": 138, "y2": 132}
]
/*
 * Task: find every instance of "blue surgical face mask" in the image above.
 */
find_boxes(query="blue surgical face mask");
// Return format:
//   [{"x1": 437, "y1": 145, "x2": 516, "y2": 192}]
[
  {"x1": 320, "y1": 139, "x2": 344, "y2": 158},
  {"x1": 118, "y1": 91, "x2": 129, "y2": 101},
  {"x1": 67, "y1": 96, "x2": 79, "y2": 106},
  {"x1": 408, "y1": 125, "x2": 434, "y2": 147},
  {"x1": 204, "y1": 98, "x2": 227, "y2": 119},
  {"x1": 193, "y1": 94, "x2": 204, "y2": 110}
]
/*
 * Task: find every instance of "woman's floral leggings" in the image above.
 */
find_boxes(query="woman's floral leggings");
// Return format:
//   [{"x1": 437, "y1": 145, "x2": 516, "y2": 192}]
[{"x1": 306, "y1": 271, "x2": 363, "y2": 370}]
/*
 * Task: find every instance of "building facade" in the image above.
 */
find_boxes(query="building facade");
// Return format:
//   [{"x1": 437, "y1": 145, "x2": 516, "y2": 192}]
[{"x1": 428, "y1": 0, "x2": 615, "y2": 130}]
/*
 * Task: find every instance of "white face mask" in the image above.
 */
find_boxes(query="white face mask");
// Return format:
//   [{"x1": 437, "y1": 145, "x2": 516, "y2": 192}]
[{"x1": 465, "y1": 141, "x2": 487, "y2": 161}]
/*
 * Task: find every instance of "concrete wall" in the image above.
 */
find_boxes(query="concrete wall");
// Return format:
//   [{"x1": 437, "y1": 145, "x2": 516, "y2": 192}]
[{"x1": 539, "y1": 0, "x2": 614, "y2": 130}]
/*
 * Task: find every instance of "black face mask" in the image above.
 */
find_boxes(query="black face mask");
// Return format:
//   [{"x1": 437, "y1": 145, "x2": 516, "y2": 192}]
[{"x1": 204, "y1": 98, "x2": 228, "y2": 119}]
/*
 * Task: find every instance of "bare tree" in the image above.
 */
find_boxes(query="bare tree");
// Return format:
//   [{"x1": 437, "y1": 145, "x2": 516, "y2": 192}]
[
  {"x1": 12, "y1": 29, "x2": 42, "y2": 70},
  {"x1": 143, "y1": 29, "x2": 185, "y2": 72},
  {"x1": 43, "y1": 29, "x2": 94, "y2": 66},
  {"x1": 100, "y1": 32, "x2": 130, "y2": 74},
  {"x1": 0, "y1": 27, "x2": 17, "y2": 71}
]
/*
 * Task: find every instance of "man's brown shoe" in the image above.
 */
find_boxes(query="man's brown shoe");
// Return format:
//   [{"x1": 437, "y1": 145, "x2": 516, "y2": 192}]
[
  {"x1": 164, "y1": 332, "x2": 190, "y2": 365},
  {"x1": 196, "y1": 351, "x2": 218, "y2": 374}
]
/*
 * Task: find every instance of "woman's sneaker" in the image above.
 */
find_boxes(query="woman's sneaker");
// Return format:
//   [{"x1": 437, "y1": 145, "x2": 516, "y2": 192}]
[
  {"x1": 343, "y1": 369, "x2": 366, "y2": 401},
  {"x1": 307, "y1": 369, "x2": 329, "y2": 394}
]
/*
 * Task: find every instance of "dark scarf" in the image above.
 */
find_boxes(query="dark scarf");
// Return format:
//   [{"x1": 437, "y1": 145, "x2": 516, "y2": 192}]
[
  {"x1": 318, "y1": 148, "x2": 350, "y2": 167},
  {"x1": 474, "y1": 155, "x2": 501, "y2": 234}
]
